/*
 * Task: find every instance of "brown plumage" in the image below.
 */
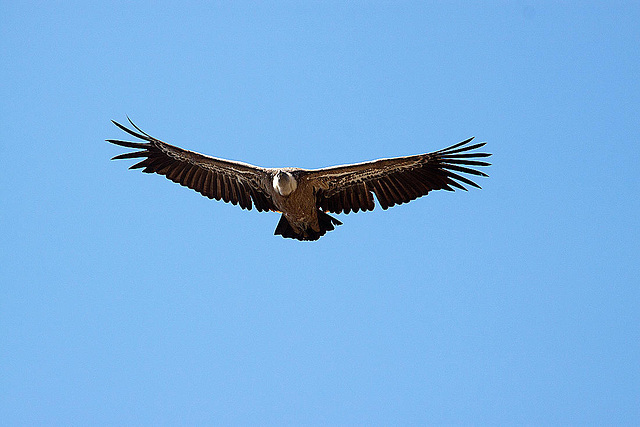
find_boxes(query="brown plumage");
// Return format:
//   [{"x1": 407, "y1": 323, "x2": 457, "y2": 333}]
[{"x1": 107, "y1": 118, "x2": 491, "y2": 241}]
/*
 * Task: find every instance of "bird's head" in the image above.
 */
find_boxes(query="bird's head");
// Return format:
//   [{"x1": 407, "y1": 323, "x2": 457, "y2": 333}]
[{"x1": 273, "y1": 171, "x2": 298, "y2": 196}]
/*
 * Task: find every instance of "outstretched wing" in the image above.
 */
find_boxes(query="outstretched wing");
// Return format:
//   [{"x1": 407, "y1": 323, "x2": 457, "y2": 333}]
[
  {"x1": 107, "y1": 119, "x2": 276, "y2": 212},
  {"x1": 309, "y1": 137, "x2": 491, "y2": 214}
]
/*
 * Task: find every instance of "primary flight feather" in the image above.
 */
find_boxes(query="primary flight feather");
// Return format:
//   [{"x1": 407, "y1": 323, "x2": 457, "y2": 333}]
[{"x1": 107, "y1": 118, "x2": 491, "y2": 241}]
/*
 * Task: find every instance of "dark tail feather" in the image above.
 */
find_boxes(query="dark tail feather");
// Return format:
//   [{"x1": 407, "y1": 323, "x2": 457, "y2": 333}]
[
  {"x1": 274, "y1": 211, "x2": 342, "y2": 241},
  {"x1": 274, "y1": 214, "x2": 300, "y2": 240}
]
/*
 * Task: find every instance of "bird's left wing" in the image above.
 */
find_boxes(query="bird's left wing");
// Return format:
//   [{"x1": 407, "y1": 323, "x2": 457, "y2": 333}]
[
  {"x1": 305, "y1": 137, "x2": 491, "y2": 214},
  {"x1": 107, "y1": 119, "x2": 276, "y2": 211}
]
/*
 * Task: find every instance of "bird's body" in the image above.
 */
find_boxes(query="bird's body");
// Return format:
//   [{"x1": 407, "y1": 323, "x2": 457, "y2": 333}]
[
  {"x1": 272, "y1": 172, "x2": 313, "y2": 226},
  {"x1": 108, "y1": 119, "x2": 491, "y2": 241}
]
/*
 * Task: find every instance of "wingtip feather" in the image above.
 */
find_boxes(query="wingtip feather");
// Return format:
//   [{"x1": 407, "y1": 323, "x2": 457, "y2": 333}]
[
  {"x1": 111, "y1": 118, "x2": 149, "y2": 141},
  {"x1": 106, "y1": 139, "x2": 148, "y2": 149},
  {"x1": 126, "y1": 116, "x2": 152, "y2": 138}
]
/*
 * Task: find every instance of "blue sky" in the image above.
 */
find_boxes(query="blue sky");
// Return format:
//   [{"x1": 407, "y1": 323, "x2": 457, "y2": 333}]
[{"x1": 1, "y1": 1, "x2": 638, "y2": 424}]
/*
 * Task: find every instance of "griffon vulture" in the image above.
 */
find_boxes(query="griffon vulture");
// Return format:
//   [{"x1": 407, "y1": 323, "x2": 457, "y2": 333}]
[{"x1": 107, "y1": 119, "x2": 491, "y2": 241}]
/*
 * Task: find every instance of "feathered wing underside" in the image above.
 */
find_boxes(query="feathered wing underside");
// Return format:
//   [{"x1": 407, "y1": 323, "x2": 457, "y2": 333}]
[
  {"x1": 311, "y1": 137, "x2": 491, "y2": 214},
  {"x1": 107, "y1": 119, "x2": 276, "y2": 212}
]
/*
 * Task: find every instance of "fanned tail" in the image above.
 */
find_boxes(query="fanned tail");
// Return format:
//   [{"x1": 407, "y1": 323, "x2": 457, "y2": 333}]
[{"x1": 274, "y1": 211, "x2": 342, "y2": 241}]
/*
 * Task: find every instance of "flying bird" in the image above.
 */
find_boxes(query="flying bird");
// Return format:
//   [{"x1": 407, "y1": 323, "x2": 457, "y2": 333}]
[{"x1": 108, "y1": 119, "x2": 491, "y2": 241}]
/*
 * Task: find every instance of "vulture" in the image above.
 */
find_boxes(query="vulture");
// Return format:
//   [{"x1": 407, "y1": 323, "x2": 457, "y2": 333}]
[{"x1": 107, "y1": 118, "x2": 491, "y2": 241}]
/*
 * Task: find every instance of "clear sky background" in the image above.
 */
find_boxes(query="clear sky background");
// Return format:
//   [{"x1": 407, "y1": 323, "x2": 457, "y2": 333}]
[{"x1": 1, "y1": 1, "x2": 638, "y2": 425}]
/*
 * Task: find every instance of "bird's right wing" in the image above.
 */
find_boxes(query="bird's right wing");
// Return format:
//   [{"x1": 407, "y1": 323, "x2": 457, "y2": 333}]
[
  {"x1": 107, "y1": 119, "x2": 276, "y2": 211},
  {"x1": 306, "y1": 138, "x2": 491, "y2": 214}
]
